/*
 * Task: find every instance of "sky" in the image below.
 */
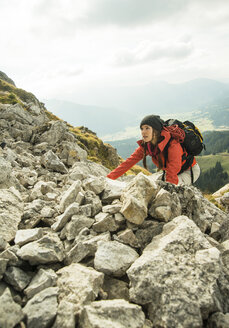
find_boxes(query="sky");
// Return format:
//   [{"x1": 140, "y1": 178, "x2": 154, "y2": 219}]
[{"x1": 1, "y1": 0, "x2": 229, "y2": 107}]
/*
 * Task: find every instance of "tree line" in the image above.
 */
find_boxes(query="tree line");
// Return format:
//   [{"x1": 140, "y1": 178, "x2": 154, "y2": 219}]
[
  {"x1": 195, "y1": 161, "x2": 229, "y2": 193},
  {"x1": 202, "y1": 130, "x2": 229, "y2": 155}
]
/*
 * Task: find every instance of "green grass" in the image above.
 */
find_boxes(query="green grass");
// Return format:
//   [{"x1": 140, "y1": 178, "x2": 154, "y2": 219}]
[{"x1": 197, "y1": 152, "x2": 229, "y2": 173}]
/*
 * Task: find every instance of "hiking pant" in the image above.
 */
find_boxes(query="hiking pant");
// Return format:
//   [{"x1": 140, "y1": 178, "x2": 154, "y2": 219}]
[
  {"x1": 177, "y1": 163, "x2": 200, "y2": 186},
  {"x1": 152, "y1": 163, "x2": 200, "y2": 186}
]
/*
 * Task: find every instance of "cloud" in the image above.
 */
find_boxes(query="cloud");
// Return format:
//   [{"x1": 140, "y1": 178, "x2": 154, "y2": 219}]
[
  {"x1": 85, "y1": 0, "x2": 188, "y2": 26},
  {"x1": 113, "y1": 39, "x2": 194, "y2": 67}
]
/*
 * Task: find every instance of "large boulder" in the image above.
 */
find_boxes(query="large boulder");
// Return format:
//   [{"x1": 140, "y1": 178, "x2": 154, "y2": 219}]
[{"x1": 127, "y1": 216, "x2": 227, "y2": 328}]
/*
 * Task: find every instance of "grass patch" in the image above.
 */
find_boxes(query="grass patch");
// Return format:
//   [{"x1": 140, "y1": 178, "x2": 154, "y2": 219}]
[
  {"x1": 0, "y1": 79, "x2": 38, "y2": 104},
  {"x1": 203, "y1": 193, "x2": 226, "y2": 212},
  {"x1": 197, "y1": 153, "x2": 229, "y2": 173}
]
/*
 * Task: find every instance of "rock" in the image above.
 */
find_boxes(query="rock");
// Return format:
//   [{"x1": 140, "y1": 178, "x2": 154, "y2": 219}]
[
  {"x1": 0, "y1": 288, "x2": 24, "y2": 328},
  {"x1": 79, "y1": 299, "x2": 145, "y2": 328},
  {"x1": 51, "y1": 202, "x2": 80, "y2": 231},
  {"x1": 36, "y1": 121, "x2": 75, "y2": 146},
  {"x1": 59, "y1": 180, "x2": 82, "y2": 213},
  {"x1": 29, "y1": 181, "x2": 57, "y2": 201},
  {"x1": 94, "y1": 241, "x2": 139, "y2": 277},
  {"x1": 4, "y1": 266, "x2": 32, "y2": 291},
  {"x1": 57, "y1": 263, "x2": 104, "y2": 314},
  {"x1": 41, "y1": 150, "x2": 68, "y2": 174},
  {"x1": 0, "y1": 235, "x2": 8, "y2": 251},
  {"x1": 52, "y1": 300, "x2": 75, "y2": 328},
  {"x1": 127, "y1": 216, "x2": 224, "y2": 328},
  {"x1": 23, "y1": 287, "x2": 58, "y2": 328},
  {"x1": 0, "y1": 156, "x2": 12, "y2": 187},
  {"x1": 114, "y1": 228, "x2": 140, "y2": 248},
  {"x1": 57, "y1": 140, "x2": 87, "y2": 165},
  {"x1": 212, "y1": 184, "x2": 229, "y2": 198},
  {"x1": 17, "y1": 233, "x2": 65, "y2": 265},
  {"x1": 207, "y1": 312, "x2": 229, "y2": 328},
  {"x1": 16, "y1": 167, "x2": 38, "y2": 187},
  {"x1": 93, "y1": 212, "x2": 119, "y2": 233},
  {"x1": 24, "y1": 268, "x2": 57, "y2": 299},
  {"x1": 60, "y1": 215, "x2": 95, "y2": 241},
  {"x1": 102, "y1": 203, "x2": 122, "y2": 214},
  {"x1": 0, "y1": 187, "x2": 23, "y2": 242},
  {"x1": 135, "y1": 220, "x2": 164, "y2": 251},
  {"x1": 69, "y1": 160, "x2": 109, "y2": 181},
  {"x1": 149, "y1": 188, "x2": 182, "y2": 222},
  {"x1": 84, "y1": 191, "x2": 102, "y2": 216},
  {"x1": 0, "y1": 258, "x2": 8, "y2": 279},
  {"x1": 0, "y1": 246, "x2": 21, "y2": 266},
  {"x1": 102, "y1": 178, "x2": 126, "y2": 203},
  {"x1": 121, "y1": 173, "x2": 158, "y2": 225},
  {"x1": 102, "y1": 276, "x2": 129, "y2": 301},
  {"x1": 82, "y1": 176, "x2": 105, "y2": 195},
  {"x1": 66, "y1": 232, "x2": 111, "y2": 265},
  {"x1": 14, "y1": 228, "x2": 43, "y2": 246}
]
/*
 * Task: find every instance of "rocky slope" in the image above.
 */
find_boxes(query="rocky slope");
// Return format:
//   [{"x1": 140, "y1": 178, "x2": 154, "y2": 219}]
[{"x1": 0, "y1": 73, "x2": 229, "y2": 328}]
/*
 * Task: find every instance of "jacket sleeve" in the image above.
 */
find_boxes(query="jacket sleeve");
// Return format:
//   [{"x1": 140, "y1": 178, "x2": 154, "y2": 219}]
[
  {"x1": 107, "y1": 146, "x2": 144, "y2": 180},
  {"x1": 165, "y1": 142, "x2": 183, "y2": 185}
]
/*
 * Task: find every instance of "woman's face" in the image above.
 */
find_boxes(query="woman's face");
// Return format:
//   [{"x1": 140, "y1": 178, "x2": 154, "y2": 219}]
[
  {"x1": 141, "y1": 124, "x2": 153, "y2": 142},
  {"x1": 141, "y1": 125, "x2": 158, "y2": 145}
]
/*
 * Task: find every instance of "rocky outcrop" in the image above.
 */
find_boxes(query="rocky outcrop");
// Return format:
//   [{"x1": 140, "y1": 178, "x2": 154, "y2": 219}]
[{"x1": 1, "y1": 75, "x2": 229, "y2": 328}]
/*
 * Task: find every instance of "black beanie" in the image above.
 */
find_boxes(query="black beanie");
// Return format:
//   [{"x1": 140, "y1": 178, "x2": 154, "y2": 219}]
[{"x1": 140, "y1": 115, "x2": 164, "y2": 132}]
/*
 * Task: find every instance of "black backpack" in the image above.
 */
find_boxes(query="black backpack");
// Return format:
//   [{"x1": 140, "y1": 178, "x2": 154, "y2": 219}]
[{"x1": 162, "y1": 119, "x2": 205, "y2": 183}]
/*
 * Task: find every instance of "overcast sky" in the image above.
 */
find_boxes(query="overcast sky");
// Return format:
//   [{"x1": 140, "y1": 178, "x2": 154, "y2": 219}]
[{"x1": 1, "y1": 0, "x2": 229, "y2": 106}]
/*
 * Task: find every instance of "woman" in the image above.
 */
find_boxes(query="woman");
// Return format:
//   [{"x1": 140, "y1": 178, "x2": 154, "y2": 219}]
[{"x1": 107, "y1": 115, "x2": 200, "y2": 185}]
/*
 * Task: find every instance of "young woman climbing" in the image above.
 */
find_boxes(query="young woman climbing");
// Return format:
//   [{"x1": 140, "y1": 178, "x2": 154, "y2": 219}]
[{"x1": 107, "y1": 114, "x2": 200, "y2": 185}]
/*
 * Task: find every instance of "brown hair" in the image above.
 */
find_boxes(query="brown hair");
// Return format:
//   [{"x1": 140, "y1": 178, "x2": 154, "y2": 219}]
[{"x1": 143, "y1": 129, "x2": 164, "y2": 171}]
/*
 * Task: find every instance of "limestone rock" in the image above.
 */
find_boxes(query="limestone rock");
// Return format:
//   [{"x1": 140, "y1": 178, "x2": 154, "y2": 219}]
[
  {"x1": 4, "y1": 266, "x2": 32, "y2": 291},
  {"x1": 102, "y1": 178, "x2": 126, "y2": 203},
  {"x1": 59, "y1": 180, "x2": 82, "y2": 213},
  {"x1": 82, "y1": 176, "x2": 105, "y2": 195},
  {"x1": 15, "y1": 228, "x2": 43, "y2": 246},
  {"x1": 69, "y1": 160, "x2": 109, "y2": 181},
  {"x1": 66, "y1": 232, "x2": 111, "y2": 265},
  {"x1": 51, "y1": 202, "x2": 80, "y2": 231},
  {"x1": 60, "y1": 215, "x2": 95, "y2": 241},
  {"x1": 0, "y1": 258, "x2": 8, "y2": 279},
  {"x1": 121, "y1": 173, "x2": 158, "y2": 225},
  {"x1": 93, "y1": 212, "x2": 118, "y2": 233},
  {"x1": 102, "y1": 276, "x2": 129, "y2": 301},
  {"x1": 17, "y1": 233, "x2": 65, "y2": 265},
  {"x1": 94, "y1": 241, "x2": 139, "y2": 277},
  {"x1": 52, "y1": 300, "x2": 75, "y2": 328},
  {"x1": 79, "y1": 299, "x2": 145, "y2": 328},
  {"x1": 0, "y1": 288, "x2": 24, "y2": 328},
  {"x1": 207, "y1": 312, "x2": 229, "y2": 328},
  {"x1": 23, "y1": 287, "x2": 58, "y2": 328},
  {"x1": 149, "y1": 188, "x2": 182, "y2": 222},
  {"x1": 57, "y1": 263, "x2": 104, "y2": 314},
  {"x1": 127, "y1": 216, "x2": 224, "y2": 328},
  {"x1": 84, "y1": 190, "x2": 102, "y2": 216},
  {"x1": 41, "y1": 150, "x2": 68, "y2": 174},
  {"x1": 0, "y1": 187, "x2": 23, "y2": 242},
  {"x1": 24, "y1": 268, "x2": 57, "y2": 299}
]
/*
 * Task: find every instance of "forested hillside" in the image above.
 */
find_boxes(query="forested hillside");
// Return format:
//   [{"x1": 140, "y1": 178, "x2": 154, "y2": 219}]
[{"x1": 202, "y1": 130, "x2": 229, "y2": 155}]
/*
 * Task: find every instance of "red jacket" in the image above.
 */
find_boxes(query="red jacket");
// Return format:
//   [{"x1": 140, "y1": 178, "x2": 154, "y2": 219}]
[{"x1": 107, "y1": 128, "x2": 196, "y2": 185}]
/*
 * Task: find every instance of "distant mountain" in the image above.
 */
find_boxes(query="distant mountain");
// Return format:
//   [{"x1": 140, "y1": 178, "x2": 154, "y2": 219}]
[
  {"x1": 43, "y1": 99, "x2": 137, "y2": 137},
  {"x1": 44, "y1": 78, "x2": 229, "y2": 139}
]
